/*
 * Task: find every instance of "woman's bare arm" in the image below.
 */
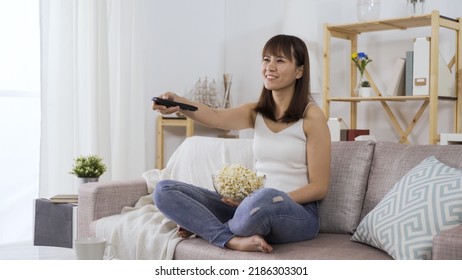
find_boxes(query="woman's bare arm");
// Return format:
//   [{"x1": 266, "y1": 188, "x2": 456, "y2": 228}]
[
  {"x1": 152, "y1": 92, "x2": 256, "y2": 131},
  {"x1": 288, "y1": 104, "x2": 331, "y2": 204}
]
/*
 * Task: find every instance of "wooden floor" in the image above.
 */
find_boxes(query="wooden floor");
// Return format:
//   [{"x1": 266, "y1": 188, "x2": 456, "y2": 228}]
[{"x1": 0, "y1": 241, "x2": 75, "y2": 260}]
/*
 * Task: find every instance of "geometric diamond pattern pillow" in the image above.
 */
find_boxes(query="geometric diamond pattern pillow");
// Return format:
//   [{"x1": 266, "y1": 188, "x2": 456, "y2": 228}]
[{"x1": 351, "y1": 156, "x2": 462, "y2": 259}]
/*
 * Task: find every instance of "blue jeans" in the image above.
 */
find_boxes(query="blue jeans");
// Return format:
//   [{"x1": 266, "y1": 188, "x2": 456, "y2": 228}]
[{"x1": 153, "y1": 180, "x2": 319, "y2": 248}]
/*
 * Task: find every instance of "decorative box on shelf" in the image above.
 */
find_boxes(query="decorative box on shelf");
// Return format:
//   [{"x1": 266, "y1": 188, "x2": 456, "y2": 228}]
[{"x1": 341, "y1": 129, "x2": 370, "y2": 141}]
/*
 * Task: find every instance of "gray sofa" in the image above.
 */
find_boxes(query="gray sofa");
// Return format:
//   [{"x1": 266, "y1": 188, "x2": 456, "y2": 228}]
[{"x1": 78, "y1": 137, "x2": 462, "y2": 259}]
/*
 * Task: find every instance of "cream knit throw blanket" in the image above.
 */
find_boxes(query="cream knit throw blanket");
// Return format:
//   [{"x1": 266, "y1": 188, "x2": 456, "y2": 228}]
[{"x1": 95, "y1": 136, "x2": 254, "y2": 259}]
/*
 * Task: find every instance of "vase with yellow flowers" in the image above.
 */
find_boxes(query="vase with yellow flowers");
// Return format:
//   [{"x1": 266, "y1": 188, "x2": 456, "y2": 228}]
[{"x1": 351, "y1": 52, "x2": 373, "y2": 97}]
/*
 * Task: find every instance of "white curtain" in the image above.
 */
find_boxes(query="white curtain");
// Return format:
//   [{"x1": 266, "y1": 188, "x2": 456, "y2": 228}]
[{"x1": 39, "y1": 0, "x2": 150, "y2": 197}]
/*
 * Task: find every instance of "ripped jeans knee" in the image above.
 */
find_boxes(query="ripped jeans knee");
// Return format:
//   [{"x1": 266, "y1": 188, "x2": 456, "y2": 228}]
[
  {"x1": 246, "y1": 188, "x2": 286, "y2": 216},
  {"x1": 227, "y1": 187, "x2": 319, "y2": 243},
  {"x1": 228, "y1": 188, "x2": 290, "y2": 236}
]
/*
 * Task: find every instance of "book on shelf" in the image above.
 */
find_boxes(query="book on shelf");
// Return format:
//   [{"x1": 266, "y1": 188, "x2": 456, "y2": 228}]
[
  {"x1": 50, "y1": 194, "x2": 78, "y2": 204},
  {"x1": 405, "y1": 51, "x2": 413, "y2": 96},
  {"x1": 386, "y1": 57, "x2": 406, "y2": 96}
]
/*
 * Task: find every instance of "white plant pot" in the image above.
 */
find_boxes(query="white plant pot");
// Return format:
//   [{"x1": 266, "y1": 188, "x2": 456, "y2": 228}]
[
  {"x1": 78, "y1": 177, "x2": 99, "y2": 184},
  {"x1": 74, "y1": 177, "x2": 99, "y2": 193},
  {"x1": 359, "y1": 87, "x2": 373, "y2": 97}
]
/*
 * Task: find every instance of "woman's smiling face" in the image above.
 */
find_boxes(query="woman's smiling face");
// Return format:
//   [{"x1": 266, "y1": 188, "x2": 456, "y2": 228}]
[{"x1": 261, "y1": 51, "x2": 303, "y2": 93}]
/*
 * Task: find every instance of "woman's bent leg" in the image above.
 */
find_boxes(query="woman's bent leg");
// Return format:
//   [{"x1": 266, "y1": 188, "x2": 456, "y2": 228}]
[
  {"x1": 153, "y1": 180, "x2": 236, "y2": 248},
  {"x1": 228, "y1": 188, "x2": 319, "y2": 244}
]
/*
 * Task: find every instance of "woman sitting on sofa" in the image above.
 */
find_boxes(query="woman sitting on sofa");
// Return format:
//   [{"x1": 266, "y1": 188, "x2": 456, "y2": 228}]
[{"x1": 152, "y1": 34, "x2": 331, "y2": 253}]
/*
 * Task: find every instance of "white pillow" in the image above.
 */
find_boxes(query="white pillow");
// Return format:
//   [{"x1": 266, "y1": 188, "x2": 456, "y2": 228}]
[{"x1": 351, "y1": 156, "x2": 462, "y2": 259}]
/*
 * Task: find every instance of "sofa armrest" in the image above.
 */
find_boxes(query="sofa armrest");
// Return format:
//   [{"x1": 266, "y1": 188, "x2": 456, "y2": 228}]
[
  {"x1": 77, "y1": 179, "x2": 149, "y2": 238},
  {"x1": 432, "y1": 225, "x2": 462, "y2": 260}
]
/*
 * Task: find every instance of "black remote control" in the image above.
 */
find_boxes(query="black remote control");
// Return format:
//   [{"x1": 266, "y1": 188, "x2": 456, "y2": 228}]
[{"x1": 152, "y1": 97, "x2": 198, "y2": 111}]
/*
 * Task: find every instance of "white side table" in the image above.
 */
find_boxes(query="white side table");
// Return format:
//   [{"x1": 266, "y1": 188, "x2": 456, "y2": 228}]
[
  {"x1": 440, "y1": 133, "x2": 462, "y2": 145},
  {"x1": 33, "y1": 198, "x2": 77, "y2": 248}
]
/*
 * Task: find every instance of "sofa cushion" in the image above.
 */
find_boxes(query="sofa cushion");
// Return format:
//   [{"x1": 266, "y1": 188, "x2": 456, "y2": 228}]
[
  {"x1": 351, "y1": 156, "x2": 462, "y2": 259},
  {"x1": 318, "y1": 141, "x2": 375, "y2": 234},
  {"x1": 174, "y1": 233, "x2": 392, "y2": 260},
  {"x1": 361, "y1": 142, "x2": 462, "y2": 220},
  {"x1": 432, "y1": 224, "x2": 462, "y2": 260}
]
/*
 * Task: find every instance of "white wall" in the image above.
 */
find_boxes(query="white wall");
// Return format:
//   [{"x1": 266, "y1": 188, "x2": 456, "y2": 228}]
[
  {"x1": 144, "y1": 0, "x2": 226, "y2": 168},
  {"x1": 151, "y1": 0, "x2": 462, "y2": 166}
]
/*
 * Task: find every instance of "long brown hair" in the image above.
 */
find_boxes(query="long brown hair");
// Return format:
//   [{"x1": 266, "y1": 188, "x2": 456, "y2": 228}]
[{"x1": 254, "y1": 34, "x2": 311, "y2": 123}]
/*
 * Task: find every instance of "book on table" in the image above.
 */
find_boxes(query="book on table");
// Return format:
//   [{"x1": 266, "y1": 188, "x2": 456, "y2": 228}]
[{"x1": 50, "y1": 194, "x2": 78, "y2": 204}]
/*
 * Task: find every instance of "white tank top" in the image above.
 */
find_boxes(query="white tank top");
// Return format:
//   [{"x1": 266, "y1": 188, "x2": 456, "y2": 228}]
[{"x1": 253, "y1": 113, "x2": 309, "y2": 193}]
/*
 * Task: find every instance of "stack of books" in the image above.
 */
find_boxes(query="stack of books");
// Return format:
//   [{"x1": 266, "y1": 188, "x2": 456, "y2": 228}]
[{"x1": 49, "y1": 194, "x2": 78, "y2": 204}]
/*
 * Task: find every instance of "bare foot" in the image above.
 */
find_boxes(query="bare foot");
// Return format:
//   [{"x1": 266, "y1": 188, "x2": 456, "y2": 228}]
[
  {"x1": 177, "y1": 227, "x2": 194, "y2": 238},
  {"x1": 226, "y1": 235, "x2": 273, "y2": 253}
]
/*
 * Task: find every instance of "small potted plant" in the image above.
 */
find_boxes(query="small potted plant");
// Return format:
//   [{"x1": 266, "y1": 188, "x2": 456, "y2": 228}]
[
  {"x1": 70, "y1": 155, "x2": 107, "y2": 183},
  {"x1": 351, "y1": 51, "x2": 373, "y2": 97}
]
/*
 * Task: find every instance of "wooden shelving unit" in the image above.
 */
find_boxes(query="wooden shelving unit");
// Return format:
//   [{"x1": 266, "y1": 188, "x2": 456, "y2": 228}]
[
  {"x1": 156, "y1": 116, "x2": 194, "y2": 169},
  {"x1": 322, "y1": 10, "x2": 461, "y2": 144}
]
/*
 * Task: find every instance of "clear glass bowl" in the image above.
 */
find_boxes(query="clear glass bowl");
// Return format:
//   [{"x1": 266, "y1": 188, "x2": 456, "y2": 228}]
[{"x1": 212, "y1": 174, "x2": 265, "y2": 202}]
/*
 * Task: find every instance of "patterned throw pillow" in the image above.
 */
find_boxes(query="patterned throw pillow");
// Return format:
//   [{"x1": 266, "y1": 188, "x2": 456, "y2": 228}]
[{"x1": 351, "y1": 156, "x2": 462, "y2": 260}]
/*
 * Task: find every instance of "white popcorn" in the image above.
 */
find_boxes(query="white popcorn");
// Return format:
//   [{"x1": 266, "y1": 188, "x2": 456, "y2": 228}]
[{"x1": 213, "y1": 164, "x2": 265, "y2": 201}]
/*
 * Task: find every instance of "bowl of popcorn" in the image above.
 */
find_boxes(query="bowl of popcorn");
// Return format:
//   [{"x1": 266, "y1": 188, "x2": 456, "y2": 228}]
[{"x1": 212, "y1": 164, "x2": 265, "y2": 202}]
